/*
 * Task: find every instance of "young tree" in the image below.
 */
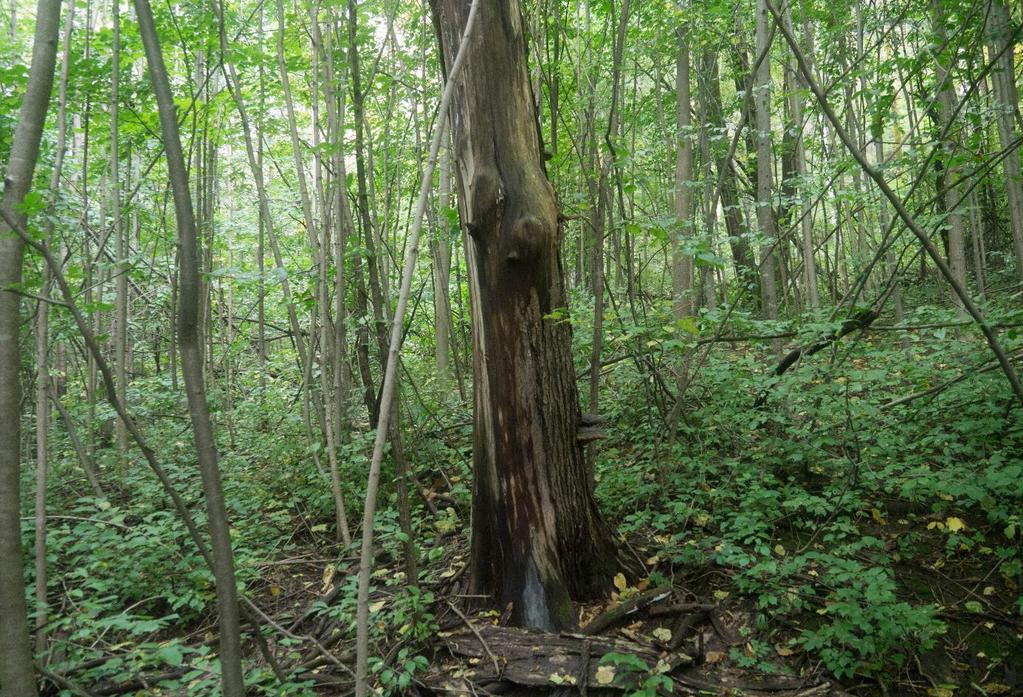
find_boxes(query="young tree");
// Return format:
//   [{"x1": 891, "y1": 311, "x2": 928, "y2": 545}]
[
  {"x1": 931, "y1": 0, "x2": 968, "y2": 310},
  {"x1": 0, "y1": 1, "x2": 62, "y2": 695},
  {"x1": 984, "y1": 0, "x2": 1023, "y2": 279},
  {"x1": 673, "y1": 21, "x2": 694, "y2": 319},
  {"x1": 754, "y1": 0, "x2": 779, "y2": 321},
  {"x1": 133, "y1": 0, "x2": 245, "y2": 693},
  {"x1": 429, "y1": 0, "x2": 618, "y2": 631}
]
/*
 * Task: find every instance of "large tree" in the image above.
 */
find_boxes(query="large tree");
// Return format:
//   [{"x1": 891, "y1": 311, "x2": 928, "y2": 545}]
[{"x1": 428, "y1": 0, "x2": 618, "y2": 631}]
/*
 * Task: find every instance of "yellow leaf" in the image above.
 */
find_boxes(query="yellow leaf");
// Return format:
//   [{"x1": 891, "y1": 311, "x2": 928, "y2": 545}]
[
  {"x1": 369, "y1": 600, "x2": 386, "y2": 613},
  {"x1": 320, "y1": 565, "x2": 336, "y2": 593},
  {"x1": 269, "y1": 584, "x2": 281, "y2": 597},
  {"x1": 652, "y1": 627, "x2": 672, "y2": 642},
  {"x1": 704, "y1": 650, "x2": 726, "y2": 664},
  {"x1": 983, "y1": 586, "x2": 995, "y2": 596},
  {"x1": 775, "y1": 644, "x2": 796, "y2": 656},
  {"x1": 774, "y1": 544, "x2": 786, "y2": 557},
  {"x1": 712, "y1": 590, "x2": 730, "y2": 601},
  {"x1": 595, "y1": 665, "x2": 616, "y2": 685},
  {"x1": 946, "y1": 517, "x2": 966, "y2": 532},
  {"x1": 613, "y1": 573, "x2": 628, "y2": 593},
  {"x1": 549, "y1": 672, "x2": 575, "y2": 685},
  {"x1": 310, "y1": 523, "x2": 328, "y2": 533}
]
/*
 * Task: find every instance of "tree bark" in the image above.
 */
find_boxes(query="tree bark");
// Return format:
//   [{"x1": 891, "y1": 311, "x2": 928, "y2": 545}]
[
  {"x1": 932, "y1": 0, "x2": 968, "y2": 311},
  {"x1": 112, "y1": 0, "x2": 128, "y2": 466},
  {"x1": 133, "y1": 1, "x2": 245, "y2": 693},
  {"x1": 701, "y1": 49, "x2": 757, "y2": 298},
  {"x1": 673, "y1": 23, "x2": 694, "y2": 319},
  {"x1": 984, "y1": 0, "x2": 1023, "y2": 280},
  {"x1": 0, "y1": 1, "x2": 61, "y2": 695},
  {"x1": 782, "y1": 2, "x2": 819, "y2": 310},
  {"x1": 429, "y1": 0, "x2": 618, "y2": 632},
  {"x1": 33, "y1": 0, "x2": 74, "y2": 659},
  {"x1": 433, "y1": 120, "x2": 453, "y2": 380},
  {"x1": 754, "y1": 0, "x2": 779, "y2": 321}
]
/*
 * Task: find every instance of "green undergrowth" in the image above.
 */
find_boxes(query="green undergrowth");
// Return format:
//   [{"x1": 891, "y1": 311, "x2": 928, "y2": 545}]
[
  {"x1": 19, "y1": 294, "x2": 1023, "y2": 694},
  {"x1": 593, "y1": 300, "x2": 1023, "y2": 686}
]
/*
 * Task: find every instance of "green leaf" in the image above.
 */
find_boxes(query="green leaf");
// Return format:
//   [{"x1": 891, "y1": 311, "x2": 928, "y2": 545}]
[{"x1": 157, "y1": 644, "x2": 184, "y2": 667}]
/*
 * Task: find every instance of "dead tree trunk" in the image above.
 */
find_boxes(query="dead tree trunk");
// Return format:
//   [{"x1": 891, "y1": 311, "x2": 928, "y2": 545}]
[{"x1": 429, "y1": 0, "x2": 617, "y2": 632}]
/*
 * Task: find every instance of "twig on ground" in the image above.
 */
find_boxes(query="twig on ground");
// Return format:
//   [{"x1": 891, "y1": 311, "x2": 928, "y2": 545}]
[{"x1": 446, "y1": 600, "x2": 502, "y2": 676}]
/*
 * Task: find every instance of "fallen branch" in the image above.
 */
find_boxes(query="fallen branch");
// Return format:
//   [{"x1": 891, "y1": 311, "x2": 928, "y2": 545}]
[
  {"x1": 754, "y1": 308, "x2": 879, "y2": 407},
  {"x1": 581, "y1": 585, "x2": 671, "y2": 636},
  {"x1": 446, "y1": 600, "x2": 502, "y2": 676},
  {"x1": 881, "y1": 354, "x2": 1019, "y2": 409},
  {"x1": 19, "y1": 515, "x2": 129, "y2": 531},
  {"x1": 667, "y1": 607, "x2": 710, "y2": 652}
]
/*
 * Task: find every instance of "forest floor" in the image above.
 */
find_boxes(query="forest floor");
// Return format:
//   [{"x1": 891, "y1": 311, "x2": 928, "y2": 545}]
[
  {"x1": 31, "y1": 305, "x2": 1023, "y2": 696},
  {"x1": 248, "y1": 523, "x2": 1021, "y2": 697}
]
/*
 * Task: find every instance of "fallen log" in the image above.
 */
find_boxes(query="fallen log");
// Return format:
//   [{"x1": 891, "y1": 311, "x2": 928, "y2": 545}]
[{"x1": 430, "y1": 624, "x2": 692, "y2": 693}]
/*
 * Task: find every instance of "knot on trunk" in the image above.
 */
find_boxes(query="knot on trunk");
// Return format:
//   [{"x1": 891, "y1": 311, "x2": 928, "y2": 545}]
[
  {"x1": 506, "y1": 215, "x2": 545, "y2": 262},
  {"x1": 468, "y1": 165, "x2": 503, "y2": 239}
]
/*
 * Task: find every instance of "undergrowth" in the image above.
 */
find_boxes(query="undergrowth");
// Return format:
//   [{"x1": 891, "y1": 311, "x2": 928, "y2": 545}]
[{"x1": 19, "y1": 294, "x2": 1023, "y2": 694}]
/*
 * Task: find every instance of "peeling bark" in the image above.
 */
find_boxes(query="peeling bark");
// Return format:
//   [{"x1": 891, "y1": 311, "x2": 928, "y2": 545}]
[{"x1": 429, "y1": 0, "x2": 617, "y2": 632}]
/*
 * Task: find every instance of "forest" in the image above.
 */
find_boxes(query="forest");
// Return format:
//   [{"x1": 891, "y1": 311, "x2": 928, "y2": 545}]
[{"x1": 1, "y1": 0, "x2": 1022, "y2": 694}]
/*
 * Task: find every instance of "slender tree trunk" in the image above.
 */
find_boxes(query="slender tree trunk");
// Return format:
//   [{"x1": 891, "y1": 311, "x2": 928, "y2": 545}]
[
  {"x1": 754, "y1": 0, "x2": 779, "y2": 322},
  {"x1": 34, "y1": 282, "x2": 50, "y2": 657},
  {"x1": 432, "y1": 121, "x2": 453, "y2": 380},
  {"x1": 347, "y1": 0, "x2": 389, "y2": 370},
  {"x1": 673, "y1": 22, "x2": 694, "y2": 319},
  {"x1": 429, "y1": 0, "x2": 618, "y2": 632},
  {"x1": 932, "y1": 0, "x2": 968, "y2": 311},
  {"x1": 591, "y1": 0, "x2": 629, "y2": 417},
  {"x1": 0, "y1": 1, "x2": 61, "y2": 695},
  {"x1": 133, "y1": 2, "x2": 245, "y2": 693},
  {"x1": 353, "y1": 6, "x2": 481, "y2": 692},
  {"x1": 309, "y1": 10, "x2": 351, "y2": 548},
  {"x1": 33, "y1": 0, "x2": 74, "y2": 658},
  {"x1": 985, "y1": 0, "x2": 1023, "y2": 279},
  {"x1": 112, "y1": 0, "x2": 128, "y2": 466},
  {"x1": 783, "y1": 3, "x2": 819, "y2": 310},
  {"x1": 50, "y1": 393, "x2": 104, "y2": 497},
  {"x1": 324, "y1": 17, "x2": 354, "y2": 450},
  {"x1": 702, "y1": 50, "x2": 756, "y2": 297},
  {"x1": 256, "y1": 2, "x2": 267, "y2": 406},
  {"x1": 928, "y1": 0, "x2": 965, "y2": 309}
]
